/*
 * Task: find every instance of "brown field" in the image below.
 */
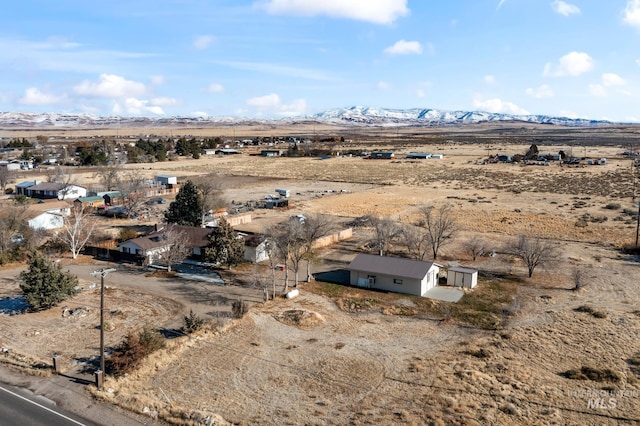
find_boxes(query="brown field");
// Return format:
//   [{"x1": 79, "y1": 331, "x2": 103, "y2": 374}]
[{"x1": 2, "y1": 123, "x2": 640, "y2": 425}]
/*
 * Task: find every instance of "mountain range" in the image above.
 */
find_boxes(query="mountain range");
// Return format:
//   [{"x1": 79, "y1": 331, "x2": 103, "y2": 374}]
[{"x1": 0, "y1": 106, "x2": 616, "y2": 129}]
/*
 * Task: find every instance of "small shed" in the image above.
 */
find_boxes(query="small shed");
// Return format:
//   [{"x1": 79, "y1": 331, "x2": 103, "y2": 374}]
[
  {"x1": 447, "y1": 266, "x2": 478, "y2": 289},
  {"x1": 155, "y1": 174, "x2": 177, "y2": 185},
  {"x1": 368, "y1": 152, "x2": 395, "y2": 160},
  {"x1": 265, "y1": 199, "x2": 288, "y2": 209}
]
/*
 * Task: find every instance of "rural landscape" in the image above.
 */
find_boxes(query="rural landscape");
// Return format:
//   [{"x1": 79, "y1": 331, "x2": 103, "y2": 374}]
[{"x1": 1, "y1": 118, "x2": 640, "y2": 425}]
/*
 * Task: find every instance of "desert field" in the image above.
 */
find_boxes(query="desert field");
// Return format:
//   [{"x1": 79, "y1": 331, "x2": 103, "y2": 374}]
[{"x1": 2, "y1": 124, "x2": 640, "y2": 425}]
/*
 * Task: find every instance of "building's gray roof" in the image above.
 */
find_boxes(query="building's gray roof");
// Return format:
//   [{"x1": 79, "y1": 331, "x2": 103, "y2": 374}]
[
  {"x1": 448, "y1": 266, "x2": 478, "y2": 274},
  {"x1": 347, "y1": 253, "x2": 435, "y2": 280},
  {"x1": 29, "y1": 182, "x2": 85, "y2": 191},
  {"x1": 121, "y1": 224, "x2": 212, "y2": 251}
]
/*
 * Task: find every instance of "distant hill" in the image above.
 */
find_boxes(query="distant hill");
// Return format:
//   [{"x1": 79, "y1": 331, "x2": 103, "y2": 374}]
[{"x1": 0, "y1": 106, "x2": 615, "y2": 129}]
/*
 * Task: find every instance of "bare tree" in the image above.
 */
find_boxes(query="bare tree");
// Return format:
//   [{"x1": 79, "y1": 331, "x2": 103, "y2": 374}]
[
  {"x1": 97, "y1": 164, "x2": 121, "y2": 191},
  {"x1": 272, "y1": 222, "x2": 300, "y2": 293},
  {"x1": 419, "y1": 204, "x2": 458, "y2": 260},
  {"x1": 299, "y1": 214, "x2": 335, "y2": 282},
  {"x1": 0, "y1": 204, "x2": 30, "y2": 255},
  {"x1": 57, "y1": 204, "x2": 97, "y2": 259},
  {"x1": 116, "y1": 169, "x2": 147, "y2": 218},
  {"x1": 192, "y1": 177, "x2": 227, "y2": 226},
  {"x1": 399, "y1": 223, "x2": 430, "y2": 260},
  {"x1": 160, "y1": 226, "x2": 192, "y2": 272},
  {"x1": 0, "y1": 166, "x2": 12, "y2": 194},
  {"x1": 45, "y1": 166, "x2": 77, "y2": 200},
  {"x1": 366, "y1": 215, "x2": 400, "y2": 256},
  {"x1": 572, "y1": 267, "x2": 586, "y2": 291},
  {"x1": 261, "y1": 236, "x2": 279, "y2": 299},
  {"x1": 507, "y1": 235, "x2": 560, "y2": 278},
  {"x1": 465, "y1": 236, "x2": 486, "y2": 261}
]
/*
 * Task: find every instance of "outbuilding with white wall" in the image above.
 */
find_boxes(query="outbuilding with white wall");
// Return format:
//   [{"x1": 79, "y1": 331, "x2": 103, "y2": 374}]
[{"x1": 447, "y1": 266, "x2": 478, "y2": 289}]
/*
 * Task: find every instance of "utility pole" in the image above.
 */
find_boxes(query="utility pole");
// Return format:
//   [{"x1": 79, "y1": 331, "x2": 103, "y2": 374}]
[
  {"x1": 636, "y1": 202, "x2": 640, "y2": 248},
  {"x1": 91, "y1": 268, "x2": 116, "y2": 388}
]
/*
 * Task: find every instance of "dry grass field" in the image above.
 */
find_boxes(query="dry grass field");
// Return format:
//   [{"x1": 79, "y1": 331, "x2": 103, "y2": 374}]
[{"x1": 2, "y1": 123, "x2": 640, "y2": 424}]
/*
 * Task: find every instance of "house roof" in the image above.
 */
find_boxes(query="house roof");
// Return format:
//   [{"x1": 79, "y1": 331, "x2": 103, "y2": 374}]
[
  {"x1": 29, "y1": 182, "x2": 85, "y2": 191},
  {"x1": 16, "y1": 181, "x2": 39, "y2": 188},
  {"x1": 121, "y1": 224, "x2": 212, "y2": 251},
  {"x1": 27, "y1": 199, "x2": 72, "y2": 213},
  {"x1": 347, "y1": 253, "x2": 435, "y2": 280},
  {"x1": 448, "y1": 266, "x2": 478, "y2": 274},
  {"x1": 75, "y1": 196, "x2": 104, "y2": 203}
]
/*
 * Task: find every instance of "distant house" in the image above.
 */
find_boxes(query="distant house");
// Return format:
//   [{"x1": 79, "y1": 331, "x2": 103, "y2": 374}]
[
  {"x1": 15, "y1": 180, "x2": 40, "y2": 196},
  {"x1": 0, "y1": 161, "x2": 21, "y2": 171},
  {"x1": 261, "y1": 149, "x2": 284, "y2": 157},
  {"x1": 23, "y1": 182, "x2": 87, "y2": 200},
  {"x1": 447, "y1": 266, "x2": 478, "y2": 289},
  {"x1": 406, "y1": 153, "x2": 431, "y2": 159},
  {"x1": 118, "y1": 224, "x2": 212, "y2": 266},
  {"x1": 102, "y1": 191, "x2": 125, "y2": 206},
  {"x1": 347, "y1": 253, "x2": 440, "y2": 297},
  {"x1": 74, "y1": 195, "x2": 106, "y2": 209},
  {"x1": 239, "y1": 232, "x2": 269, "y2": 263},
  {"x1": 265, "y1": 199, "x2": 288, "y2": 209},
  {"x1": 155, "y1": 174, "x2": 177, "y2": 186},
  {"x1": 368, "y1": 152, "x2": 395, "y2": 160},
  {"x1": 26, "y1": 200, "x2": 71, "y2": 230}
]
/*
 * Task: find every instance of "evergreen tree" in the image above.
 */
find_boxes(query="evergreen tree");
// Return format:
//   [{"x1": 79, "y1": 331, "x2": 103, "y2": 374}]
[
  {"x1": 164, "y1": 180, "x2": 202, "y2": 226},
  {"x1": 19, "y1": 253, "x2": 79, "y2": 311},
  {"x1": 204, "y1": 217, "x2": 245, "y2": 269}
]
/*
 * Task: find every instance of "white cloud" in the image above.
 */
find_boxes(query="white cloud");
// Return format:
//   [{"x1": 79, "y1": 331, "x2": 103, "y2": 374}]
[
  {"x1": 74, "y1": 74, "x2": 147, "y2": 98},
  {"x1": 150, "y1": 75, "x2": 166, "y2": 85},
  {"x1": 206, "y1": 83, "x2": 225, "y2": 93},
  {"x1": 377, "y1": 81, "x2": 390, "y2": 90},
  {"x1": 496, "y1": 0, "x2": 507, "y2": 10},
  {"x1": 384, "y1": 40, "x2": 422, "y2": 55},
  {"x1": 623, "y1": 0, "x2": 640, "y2": 28},
  {"x1": 150, "y1": 97, "x2": 178, "y2": 106},
  {"x1": 260, "y1": 0, "x2": 409, "y2": 24},
  {"x1": 416, "y1": 89, "x2": 425, "y2": 98},
  {"x1": 484, "y1": 75, "x2": 496, "y2": 85},
  {"x1": 473, "y1": 97, "x2": 529, "y2": 115},
  {"x1": 543, "y1": 51, "x2": 593, "y2": 77},
  {"x1": 114, "y1": 97, "x2": 165, "y2": 115},
  {"x1": 602, "y1": 73, "x2": 625, "y2": 86},
  {"x1": 18, "y1": 87, "x2": 65, "y2": 106},
  {"x1": 191, "y1": 111, "x2": 209, "y2": 118},
  {"x1": 246, "y1": 93, "x2": 307, "y2": 116},
  {"x1": 247, "y1": 93, "x2": 281, "y2": 108},
  {"x1": 218, "y1": 60, "x2": 332, "y2": 81},
  {"x1": 193, "y1": 35, "x2": 215, "y2": 50},
  {"x1": 551, "y1": 1, "x2": 581, "y2": 16},
  {"x1": 559, "y1": 110, "x2": 579, "y2": 119},
  {"x1": 589, "y1": 84, "x2": 607, "y2": 97},
  {"x1": 525, "y1": 84, "x2": 554, "y2": 98}
]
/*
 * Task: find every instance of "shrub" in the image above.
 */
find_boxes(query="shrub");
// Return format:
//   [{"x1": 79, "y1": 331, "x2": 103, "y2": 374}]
[
  {"x1": 561, "y1": 366, "x2": 620, "y2": 382},
  {"x1": 629, "y1": 353, "x2": 640, "y2": 375},
  {"x1": 19, "y1": 253, "x2": 79, "y2": 311},
  {"x1": 604, "y1": 202, "x2": 621, "y2": 210},
  {"x1": 232, "y1": 300, "x2": 248, "y2": 319},
  {"x1": 574, "y1": 305, "x2": 607, "y2": 318},
  {"x1": 106, "y1": 325, "x2": 165, "y2": 376},
  {"x1": 118, "y1": 228, "x2": 139, "y2": 242},
  {"x1": 182, "y1": 309, "x2": 204, "y2": 334}
]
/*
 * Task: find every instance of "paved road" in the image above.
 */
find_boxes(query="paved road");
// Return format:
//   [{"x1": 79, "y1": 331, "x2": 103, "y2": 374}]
[{"x1": 0, "y1": 383, "x2": 95, "y2": 426}]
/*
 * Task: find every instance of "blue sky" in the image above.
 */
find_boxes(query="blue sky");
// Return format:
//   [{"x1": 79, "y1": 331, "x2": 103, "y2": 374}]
[{"x1": 1, "y1": 0, "x2": 639, "y2": 121}]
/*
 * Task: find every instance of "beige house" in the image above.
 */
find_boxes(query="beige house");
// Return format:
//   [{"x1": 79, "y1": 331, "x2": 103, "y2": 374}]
[{"x1": 347, "y1": 253, "x2": 440, "y2": 297}]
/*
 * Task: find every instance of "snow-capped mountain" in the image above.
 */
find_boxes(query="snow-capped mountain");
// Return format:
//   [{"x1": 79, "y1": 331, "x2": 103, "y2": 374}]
[
  {"x1": 0, "y1": 107, "x2": 614, "y2": 129},
  {"x1": 312, "y1": 106, "x2": 611, "y2": 127}
]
